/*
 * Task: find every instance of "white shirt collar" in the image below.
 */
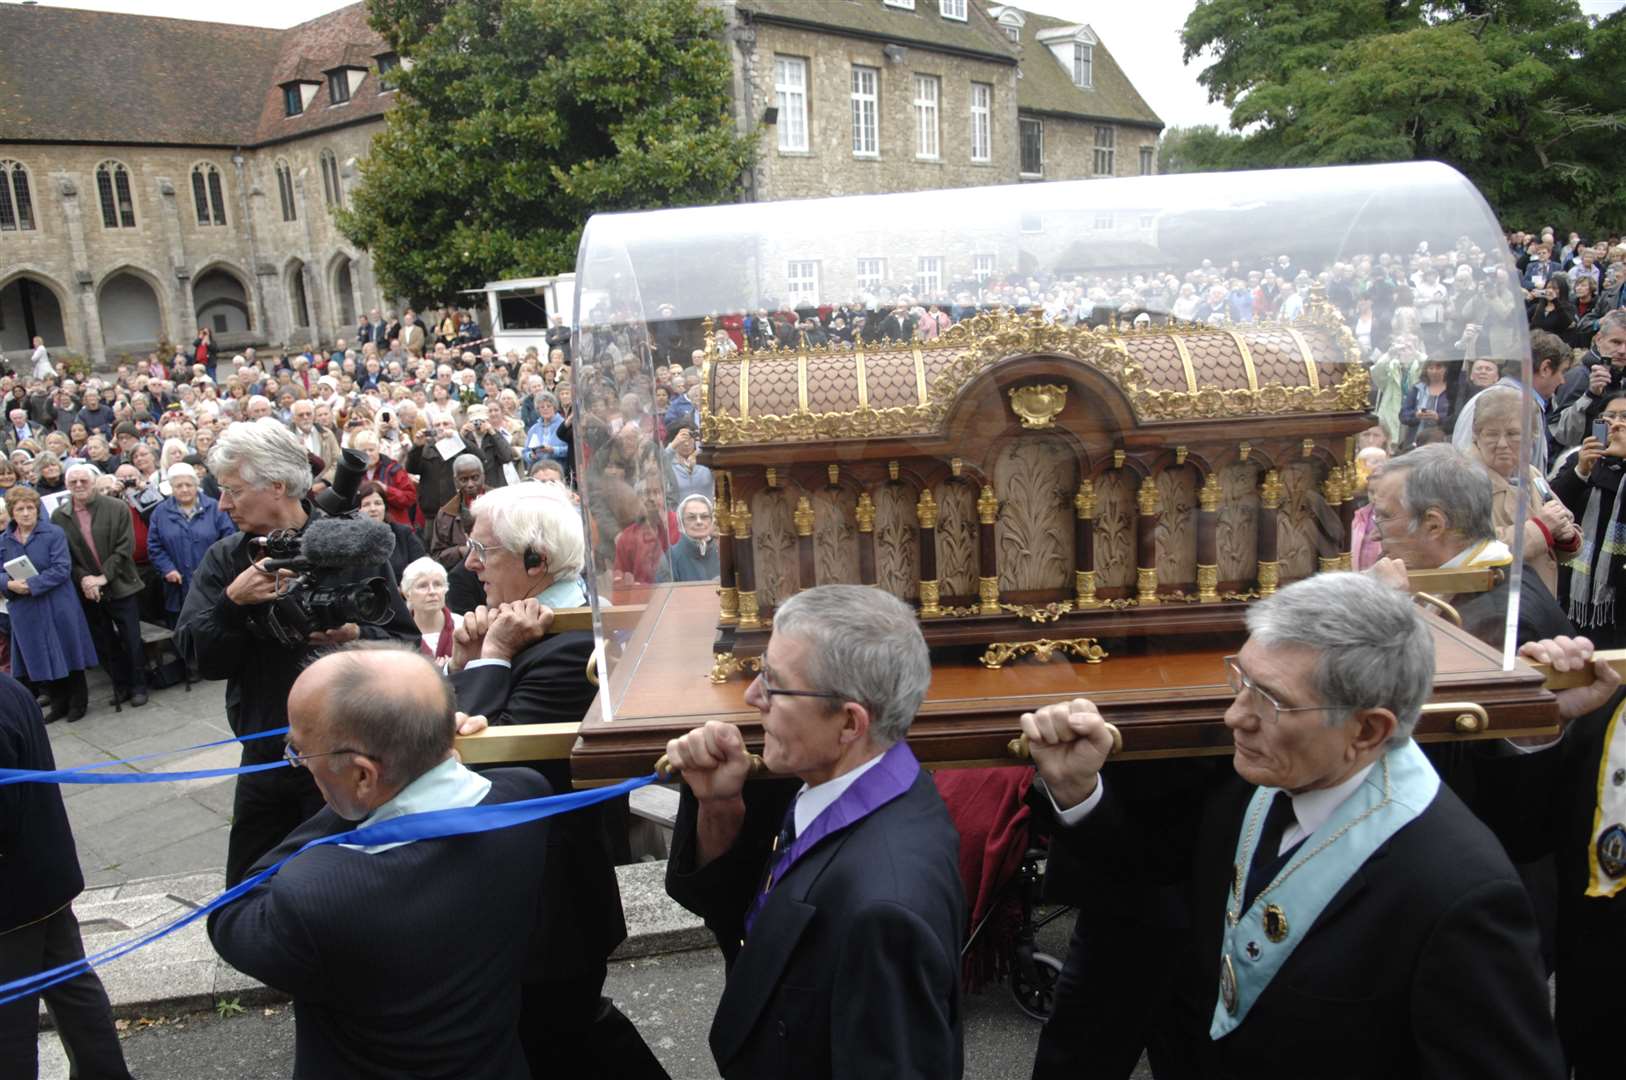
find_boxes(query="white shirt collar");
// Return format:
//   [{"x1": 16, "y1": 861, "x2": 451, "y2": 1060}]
[
  {"x1": 792, "y1": 751, "x2": 887, "y2": 838},
  {"x1": 1439, "y1": 537, "x2": 1512, "y2": 569},
  {"x1": 342, "y1": 756, "x2": 492, "y2": 854},
  {"x1": 1279, "y1": 762, "x2": 1377, "y2": 854}
]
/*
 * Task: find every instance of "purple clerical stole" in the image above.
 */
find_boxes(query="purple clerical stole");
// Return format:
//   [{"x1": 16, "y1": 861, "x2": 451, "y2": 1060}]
[{"x1": 742, "y1": 740, "x2": 920, "y2": 935}]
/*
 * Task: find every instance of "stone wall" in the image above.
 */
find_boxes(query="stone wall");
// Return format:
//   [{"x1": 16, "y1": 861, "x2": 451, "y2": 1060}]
[
  {"x1": 741, "y1": 22, "x2": 1020, "y2": 201},
  {"x1": 0, "y1": 120, "x2": 386, "y2": 367},
  {"x1": 1036, "y1": 114, "x2": 1159, "y2": 183}
]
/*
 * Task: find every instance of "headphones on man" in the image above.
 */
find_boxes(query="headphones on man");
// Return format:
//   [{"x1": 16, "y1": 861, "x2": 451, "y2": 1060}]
[{"x1": 523, "y1": 548, "x2": 542, "y2": 571}]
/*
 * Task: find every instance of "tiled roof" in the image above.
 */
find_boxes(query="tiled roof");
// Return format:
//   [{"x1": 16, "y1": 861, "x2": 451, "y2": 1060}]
[
  {"x1": 1009, "y1": 9, "x2": 1162, "y2": 129},
  {"x1": 740, "y1": 0, "x2": 1020, "y2": 64},
  {"x1": 0, "y1": 2, "x2": 390, "y2": 148}
]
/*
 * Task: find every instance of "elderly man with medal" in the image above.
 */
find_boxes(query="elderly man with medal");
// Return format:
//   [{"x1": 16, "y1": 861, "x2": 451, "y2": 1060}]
[{"x1": 1021, "y1": 572, "x2": 1564, "y2": 1078}]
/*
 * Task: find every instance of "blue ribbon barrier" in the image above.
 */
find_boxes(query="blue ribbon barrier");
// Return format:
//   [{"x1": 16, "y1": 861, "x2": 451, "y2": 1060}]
[
  {"x1": 0, "y1": 771, "x2": 658, "y2": 1006},
  {"x1": 0, "y1": 726, "x2": 290, "y2": 787}
]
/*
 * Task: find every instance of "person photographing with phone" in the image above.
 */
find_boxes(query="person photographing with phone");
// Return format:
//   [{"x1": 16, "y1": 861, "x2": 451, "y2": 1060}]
[
  {"x1": 1551, "y1": 391, "x2": 1626, "y2": 649},
  {"x1": 1552, "y1": 310, "x2": 1626, "y2": 448}
]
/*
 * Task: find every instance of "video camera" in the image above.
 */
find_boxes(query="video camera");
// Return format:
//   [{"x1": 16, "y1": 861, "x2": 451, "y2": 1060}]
[{"x1": 248, "y1": 449, "x2": 397, "y2": 649}]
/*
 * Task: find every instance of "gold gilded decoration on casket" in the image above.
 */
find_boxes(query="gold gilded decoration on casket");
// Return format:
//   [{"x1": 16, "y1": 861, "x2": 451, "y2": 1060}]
[
  {"x1": 1009, "y1": 384, "x2": 1070, "y2": 429},
  {"x1": 707, "y1": 651, "x2": 763, "y2": 685},
  {"x1": 978, "y1": 576, "x2": 1001, "y2": 616},
  {"x1": 980, "y1": 637, "x2": 1108, "y2": 670}
]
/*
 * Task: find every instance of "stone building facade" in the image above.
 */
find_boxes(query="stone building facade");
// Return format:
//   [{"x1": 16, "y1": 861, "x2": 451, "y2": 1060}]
[
  {"x1": 722, "y1": 1, "x2": 1162, "y2": 198},
  {"x1": 0, "y1": 1, "x2": 1163, "y2": 366},
  {"x1": 719, "y1": 1, "x2": 1163, "y2": 302},
  {"x1": 0, "y1": 4, "x2": 394, "y2": 367}
]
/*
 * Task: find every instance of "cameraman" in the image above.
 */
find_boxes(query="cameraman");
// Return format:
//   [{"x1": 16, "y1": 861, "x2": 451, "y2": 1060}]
[{"x1": 176, "y1": 419, "x2": 417, "y2": 886}]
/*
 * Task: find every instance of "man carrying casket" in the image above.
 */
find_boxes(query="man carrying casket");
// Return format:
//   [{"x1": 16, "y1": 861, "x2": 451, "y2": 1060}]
[
  {"x1": 1023, "y1": 573, "x2": 1563, "y2": 1078},
  {"x1": 663, "y1": 585, "x2": 966, "y2": 1080}
]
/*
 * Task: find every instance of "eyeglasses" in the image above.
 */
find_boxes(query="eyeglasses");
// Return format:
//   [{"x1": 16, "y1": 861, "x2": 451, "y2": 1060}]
[
  {"x1": 282, "y1": 741, "x2": 367, "y2": 768},
  {"x1": 1223, "y1": 656, "x2": 1343, "y2": 725},
  {"x1": 755, "y1": 669, "x2": 848, "y2": 704},
  {"x1": 465, "y1": 536, "x2": 489, "y2": 562}
]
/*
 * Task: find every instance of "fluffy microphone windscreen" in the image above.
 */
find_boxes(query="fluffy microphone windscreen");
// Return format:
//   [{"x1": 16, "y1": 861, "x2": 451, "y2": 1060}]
[{"x1": 298, "y1": 516, "x2": 397, "y2": 568}]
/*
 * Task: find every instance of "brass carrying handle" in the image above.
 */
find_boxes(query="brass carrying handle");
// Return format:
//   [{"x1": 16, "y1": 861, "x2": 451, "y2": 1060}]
[
  {"x1": 1420, "y1": 701, "x2": 1490, "y2": 734},
  {"x1": 654, "y1": 752, "x2": 768, "y2": 780},
  {"x1": 1411, "y1": 592, "x2": 1463, "y2": 628},
  {"x1": 1008, "y1": 722, "x2": 1124, "y2": 762}
]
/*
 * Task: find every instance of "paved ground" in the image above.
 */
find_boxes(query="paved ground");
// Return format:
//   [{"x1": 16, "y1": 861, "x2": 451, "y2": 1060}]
[
  {"x1": 45, "y1": 668, "x2": 236, "y2": 888},
  {"x1": 38, "y1": 945, "x2": 1154, "y2": 1080}
]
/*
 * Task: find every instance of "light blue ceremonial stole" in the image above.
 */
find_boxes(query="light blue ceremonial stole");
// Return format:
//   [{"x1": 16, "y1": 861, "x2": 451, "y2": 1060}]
[{"x1": 1210, "y1": 740, "x2": 1440, "y2": 1039}]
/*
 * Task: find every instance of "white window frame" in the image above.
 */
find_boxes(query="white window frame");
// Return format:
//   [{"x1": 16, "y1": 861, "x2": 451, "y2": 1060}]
[
  {"x1": 1019, "y1": 117, "x2": 1043, "y2": 177},
  {"x1": 856, "y1": 257, "x2": 885, "y2": 294},
  {"x1": 969, "y1": 82, "x2": 992, "y2": 163},
  {"x1": 884, "y1": 0, "x2": 917, "y2": 8},
  {"x1": 1138, "y1": 214, "x2": 1156, "y2": 230},
  {"x1": 1073, "y1": 43, "x2": 1093, "y2": 89},
  {"x1": 851, "y1": 65, "x2": 879, "y2": 158},
  {"x1": 1004, "y1": 24, "x2": 1020, "y2": 42},
  {"x1": 1140, "y1": 145, "x2": 1155, "y2": 176},
  {"x1": 913, "y1": 74, "x2": 940, "y2": 160},
  {"x1": 1093, "y1": 125, "x2": 1116, "y2": 176},
  {"x1": 775, "y1": 56, "x2": 809, "y2": 153},
  {"x1": 1094, "y1": 212, "x2": 1115, "y2": 231},
  {"x1": 939, "y1": 0, "x2": 968, "y2": 19},
  {"x1": 916, "y1": 256, "x2": 944, "y2": 298},
  {"x1": 787, "y1": 260, "x2": 820, "y2": 304},
  {"x1": 973, "y1": 254, "x2": 995, "y2": 283}
]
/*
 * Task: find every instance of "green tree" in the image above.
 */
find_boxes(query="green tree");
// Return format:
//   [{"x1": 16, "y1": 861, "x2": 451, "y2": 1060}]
[
  {"x1": 1180, "y1": 0, "x2": 1626, "y2": 231},
  {"x1": 1157, "y1": 125, "x2": 1249, "y2": 174},
  {"x1": 341, "y1": 0, "x2": 755, "y2": 306}
]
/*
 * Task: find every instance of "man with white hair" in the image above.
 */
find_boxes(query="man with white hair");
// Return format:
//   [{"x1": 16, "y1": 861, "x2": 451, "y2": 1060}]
[
  {"x1": 450, "y1": 482, "x2": 664, "y2": 1077},
  {"x1": 1025, "y1": 573, "x2": 1562, "y2": 1078},
  {"x1": 176, "y1": 419, "x2": 417, "y2": 885},
  {"x1": 52, "y1": 462, "x2": 148, "y2": 708}
]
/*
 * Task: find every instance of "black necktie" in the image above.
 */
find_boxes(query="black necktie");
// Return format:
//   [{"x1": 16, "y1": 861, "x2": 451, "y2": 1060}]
[{"x1": 1243, "y1": 791, "x2": 1297, "y2": 911}]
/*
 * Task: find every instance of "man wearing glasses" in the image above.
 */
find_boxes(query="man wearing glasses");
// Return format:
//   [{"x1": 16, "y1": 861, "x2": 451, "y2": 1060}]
[
  {"x1": 1366, "y1": 442, "x2": 1572, "y2": 648},
  {"x1": 448, "y1": 481, "x2": 666, "y2": 1079},
  {"x1": 1022, "y1": 572, "x2": 1562, "y2": 1078},
  {"x1": 176, "y1": 419, "x2": 416, "y2": 887},
  {"x1": 662, "y1": 585, "x2": 965, "y2": 1080},
  {"x1": 208, "y1": 646, "x2": 554, "y2": 1079}
]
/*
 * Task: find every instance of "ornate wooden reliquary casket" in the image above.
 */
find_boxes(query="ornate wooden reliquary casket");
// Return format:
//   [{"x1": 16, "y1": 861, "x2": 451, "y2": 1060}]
[{"x1": 697, "y1": 296, "x2": 1373, "y2": 676}]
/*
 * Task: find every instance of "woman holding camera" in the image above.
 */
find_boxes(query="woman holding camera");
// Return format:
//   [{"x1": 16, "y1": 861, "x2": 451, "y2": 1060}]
[{"x1": 2, "y1": 486, "x2": 98, "y2": 721}]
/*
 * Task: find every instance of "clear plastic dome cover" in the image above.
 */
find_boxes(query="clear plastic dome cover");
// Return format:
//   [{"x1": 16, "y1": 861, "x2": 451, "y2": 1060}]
[{"x1": 568, "y1": 161, "x2": 1545, "y2": 749}]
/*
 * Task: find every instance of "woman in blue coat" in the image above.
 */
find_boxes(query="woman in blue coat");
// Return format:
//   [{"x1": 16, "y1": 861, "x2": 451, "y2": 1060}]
[
  {"x1": 146, "y1": 464, "x2": 236, "y2": 623},
  {"x1": 2, "y1": 486, "x2": 99, "y2": 722}
]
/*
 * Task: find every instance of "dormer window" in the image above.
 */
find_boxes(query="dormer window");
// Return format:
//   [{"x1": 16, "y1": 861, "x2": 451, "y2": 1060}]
[
  {"x1": 991, "y1": 7, "x2": 1025, "y2": 43},
  {"x1": 282, "y1": 80, "x2": 320, "y2": 118},
  {"x1": 1004, "y1": 25, "x2": 1020, "y2": 42},
  {"x1": 329, "y1": 70, "x2": 351, "y2": 104},
  {"x1": 1073, "y1": 42, "x2": 1093, "y2": 88}
]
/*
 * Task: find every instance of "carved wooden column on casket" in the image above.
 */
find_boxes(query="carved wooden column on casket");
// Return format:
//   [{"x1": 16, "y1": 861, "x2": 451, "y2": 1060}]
[
  {"x1": 856, "y1": 491, "x2": 877, "y2": 586},
  {"x1": 1136, "y1": 475, "x2": 1161, "y2": 606},
  {"x1": 977, "y1": 484, "x2": 1000, "y2": 615},
  {"x1": 1319, "y1": 467, "x2": 1346, "y2": 574},
  {"x1": 732, "y1": 498, "x2": 760, "y2": 629},
  {"x1": 1197, "y1": 471, "x2": 1221, "y2": 603},
  {"x1": 795, "y1": 495, "x2": 816, "y2": 590},
  {"x1": 1074, "y1": 479, "x2": 1098, "y2": 609},
  {"x1": 917, "y1": 488, "x2": 941, "y2": 618},
  {"x1": 716, "y1": 473, "x2": 737, "y2": 625},
  {"x1": 1257, "y1": 469, "x2": 1284, "y2": 597}
]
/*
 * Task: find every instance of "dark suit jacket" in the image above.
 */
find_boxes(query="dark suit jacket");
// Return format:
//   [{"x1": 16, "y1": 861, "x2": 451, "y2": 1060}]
[
  {"x1": 450, "y1": 630, "x2": 628, "y2": 978},
  {"x1": 667, "y1": 771, "x2": 966, "y2": 1080},
  {"x1": 1456, "y1": 573, "x2": 1573, "y2": 651},
  {"x1": 1067, "y1": 765, "x2": 1563, "y2": 1078},
  {"x1": 1478, "y1": 687, "x2": 1626, "y2": 1052},
  {"x1": 207, "y1": 768, "x2": 551, "y2": 1080},
  {"x1": 0, "y1": 674, "x2": 84, "y2": 935},
  {"x1": 50, "y1": 494, "x2": 144, "y2": 600}
]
